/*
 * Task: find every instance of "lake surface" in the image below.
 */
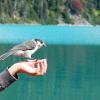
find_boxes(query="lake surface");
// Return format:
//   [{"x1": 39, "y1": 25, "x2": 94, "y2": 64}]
[
  {"x1": 0, "y1": 25, "x2": 100, "y2": 45},
  {"x1": 0, "y1": 25, "x2": 100, "y2": 100}
]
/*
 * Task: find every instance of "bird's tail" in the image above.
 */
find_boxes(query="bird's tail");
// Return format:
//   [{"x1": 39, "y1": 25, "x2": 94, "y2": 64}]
[{"x1": 0, "y1": 51, "x2": 15, "y2": 60}]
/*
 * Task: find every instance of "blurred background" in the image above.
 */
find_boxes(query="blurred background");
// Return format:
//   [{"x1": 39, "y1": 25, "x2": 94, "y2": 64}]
[
  {"x1": 0, "y1": 0, "x2": 99, "y2": 25},
  {"x1": 0, "y1": 25, "x2": 100, "y2": 100}
]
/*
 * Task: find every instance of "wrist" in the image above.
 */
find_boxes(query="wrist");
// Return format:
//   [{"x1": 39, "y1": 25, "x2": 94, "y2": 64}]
[{"x1": 8, "y1": 64, "x2": 21, "y2": 76}]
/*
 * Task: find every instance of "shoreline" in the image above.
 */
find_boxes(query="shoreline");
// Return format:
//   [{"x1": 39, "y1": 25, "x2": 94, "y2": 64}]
[
  {"x1": 0, "y1": 23, "x2": 99, "y2": 27},
  {"x1": 0, "y1": 17, "x2": 99, "y2": 26}
]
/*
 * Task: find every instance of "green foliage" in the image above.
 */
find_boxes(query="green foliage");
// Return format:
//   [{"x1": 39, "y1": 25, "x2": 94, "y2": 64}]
[
  {"x1": 0, "y1": 0, "x2": 99, "y2": 25},
  {"x1": 0, "y1": 18, "x2": 37, "y2": 24},
  {"x1": 46, "y1": 11, "x2": 58, "y2": 24}
]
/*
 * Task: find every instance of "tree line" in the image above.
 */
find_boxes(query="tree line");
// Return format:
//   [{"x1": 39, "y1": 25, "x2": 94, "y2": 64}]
[{"x1": 0, "y1": 0, "x2": 99, "y2": 24}]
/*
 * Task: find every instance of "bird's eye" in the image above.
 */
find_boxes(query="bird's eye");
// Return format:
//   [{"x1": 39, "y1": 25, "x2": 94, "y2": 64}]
[{"x1": 40, "y1": 41, "x2": 43, "y2": 44}]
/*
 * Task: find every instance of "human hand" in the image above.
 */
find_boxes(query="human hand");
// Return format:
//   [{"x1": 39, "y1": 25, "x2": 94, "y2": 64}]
[{"x1": 8, "y1": 59, "x2": 47, "y2": 76}]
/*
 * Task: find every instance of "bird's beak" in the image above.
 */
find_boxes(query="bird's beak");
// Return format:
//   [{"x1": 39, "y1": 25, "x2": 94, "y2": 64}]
[{"x1": 43, "y1": 42, "x2": 46, "y2": 47}]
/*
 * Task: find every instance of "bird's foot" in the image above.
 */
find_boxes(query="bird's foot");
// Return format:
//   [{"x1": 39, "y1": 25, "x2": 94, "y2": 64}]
[{"x1": 27, "y1": 58, "x2": 37, "y2": 62}]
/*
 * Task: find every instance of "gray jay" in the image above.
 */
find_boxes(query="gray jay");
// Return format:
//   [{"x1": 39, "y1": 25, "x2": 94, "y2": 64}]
[{"x1": 0, "y1": 39, "x2": 46, "y2": 60}]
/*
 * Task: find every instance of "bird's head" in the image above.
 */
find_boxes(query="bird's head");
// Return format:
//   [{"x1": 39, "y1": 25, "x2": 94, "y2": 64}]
[{"x1": 33, "y1": 39, "x2": 46, "y2": 48}]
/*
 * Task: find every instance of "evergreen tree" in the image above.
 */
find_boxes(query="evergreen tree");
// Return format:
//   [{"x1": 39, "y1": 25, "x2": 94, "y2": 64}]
[{"x1": 0, "y1": 0, "x2": 99, "y2": 24}]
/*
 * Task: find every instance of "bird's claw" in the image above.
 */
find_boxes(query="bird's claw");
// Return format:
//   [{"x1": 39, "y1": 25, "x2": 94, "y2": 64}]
[{"x1": 27, "y1": 58, "x2": 37, "y2": 62}]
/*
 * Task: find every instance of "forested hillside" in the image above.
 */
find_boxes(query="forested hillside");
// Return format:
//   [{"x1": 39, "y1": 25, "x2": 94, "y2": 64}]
[{"x1": 0, "y1": 0, "x2": 99, "y2": 25}]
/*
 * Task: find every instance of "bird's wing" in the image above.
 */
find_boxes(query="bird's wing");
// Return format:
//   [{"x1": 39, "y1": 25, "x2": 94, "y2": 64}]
[
  {"x1": 11, "y1": 40, "x2": 36, "y2": 51},
  {"x1": 0, "y1": 50, "x2": 16, "y2": 60}
]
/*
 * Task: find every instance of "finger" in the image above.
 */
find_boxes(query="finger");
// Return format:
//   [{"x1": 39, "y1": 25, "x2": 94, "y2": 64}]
[
  {"x1": 35, "y1": 59, "x2": 45, "y2": 63},
  {"x1": 26, "y1": 60, "x2": 36, "y2": 62},
  {"x1": 34, "y1": 62, "x2": 46, "y2": 76},
  {"x1": 35, "y1": 63, "x2": 41, "y2": 72},
  {"x1": 36, "y1": 59, "x2": 47, "y2": 74},
  {"x1": 34, "y1": 71, "x2": 45, "y2": 76},
  {"x1": 42, "y1": 59, "x2": 47, "y2": 73},
  {"x1": 26, "y1": 60, "x2": 44, "y2": 67},
  {"x1": 39, "y1": 62, "x2": 45, "y2": 74},
  {"x1": 39, "y1": 59, "x2": 47, "y2": 74},
  {"x1": 27, "y1": 59, "x2": 44, "y2": 63},
  {"x1": 27, "y1": 63, "x2": 41, "y2": 75}
]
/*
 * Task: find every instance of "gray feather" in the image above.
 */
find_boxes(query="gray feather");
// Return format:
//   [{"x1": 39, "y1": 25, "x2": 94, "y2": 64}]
[
  {"x1": 0, "y1": 51, "x2": 15, "y2": 60},
  {"x1": 11, "y1": 40, "x2": 35, "y2": 51}
]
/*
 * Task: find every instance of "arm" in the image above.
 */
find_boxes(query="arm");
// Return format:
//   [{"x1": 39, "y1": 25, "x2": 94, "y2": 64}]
[{"x1": 0, "y1": 59, "x2": 47, "y2": 92}]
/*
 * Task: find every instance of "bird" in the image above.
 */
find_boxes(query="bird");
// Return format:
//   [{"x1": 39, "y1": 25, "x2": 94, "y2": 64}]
[{"x1": 0, "y1": 38, "x2": 46, "y2": 60}]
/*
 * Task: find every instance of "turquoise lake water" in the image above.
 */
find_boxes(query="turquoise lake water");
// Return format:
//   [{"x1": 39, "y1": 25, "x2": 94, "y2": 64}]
[
  {"x1": 0, "y1": 25, "x2": 100, "y2": 45},
  {"x1": 0, "y1": 25, "x2": 100, "y2": 100}
]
